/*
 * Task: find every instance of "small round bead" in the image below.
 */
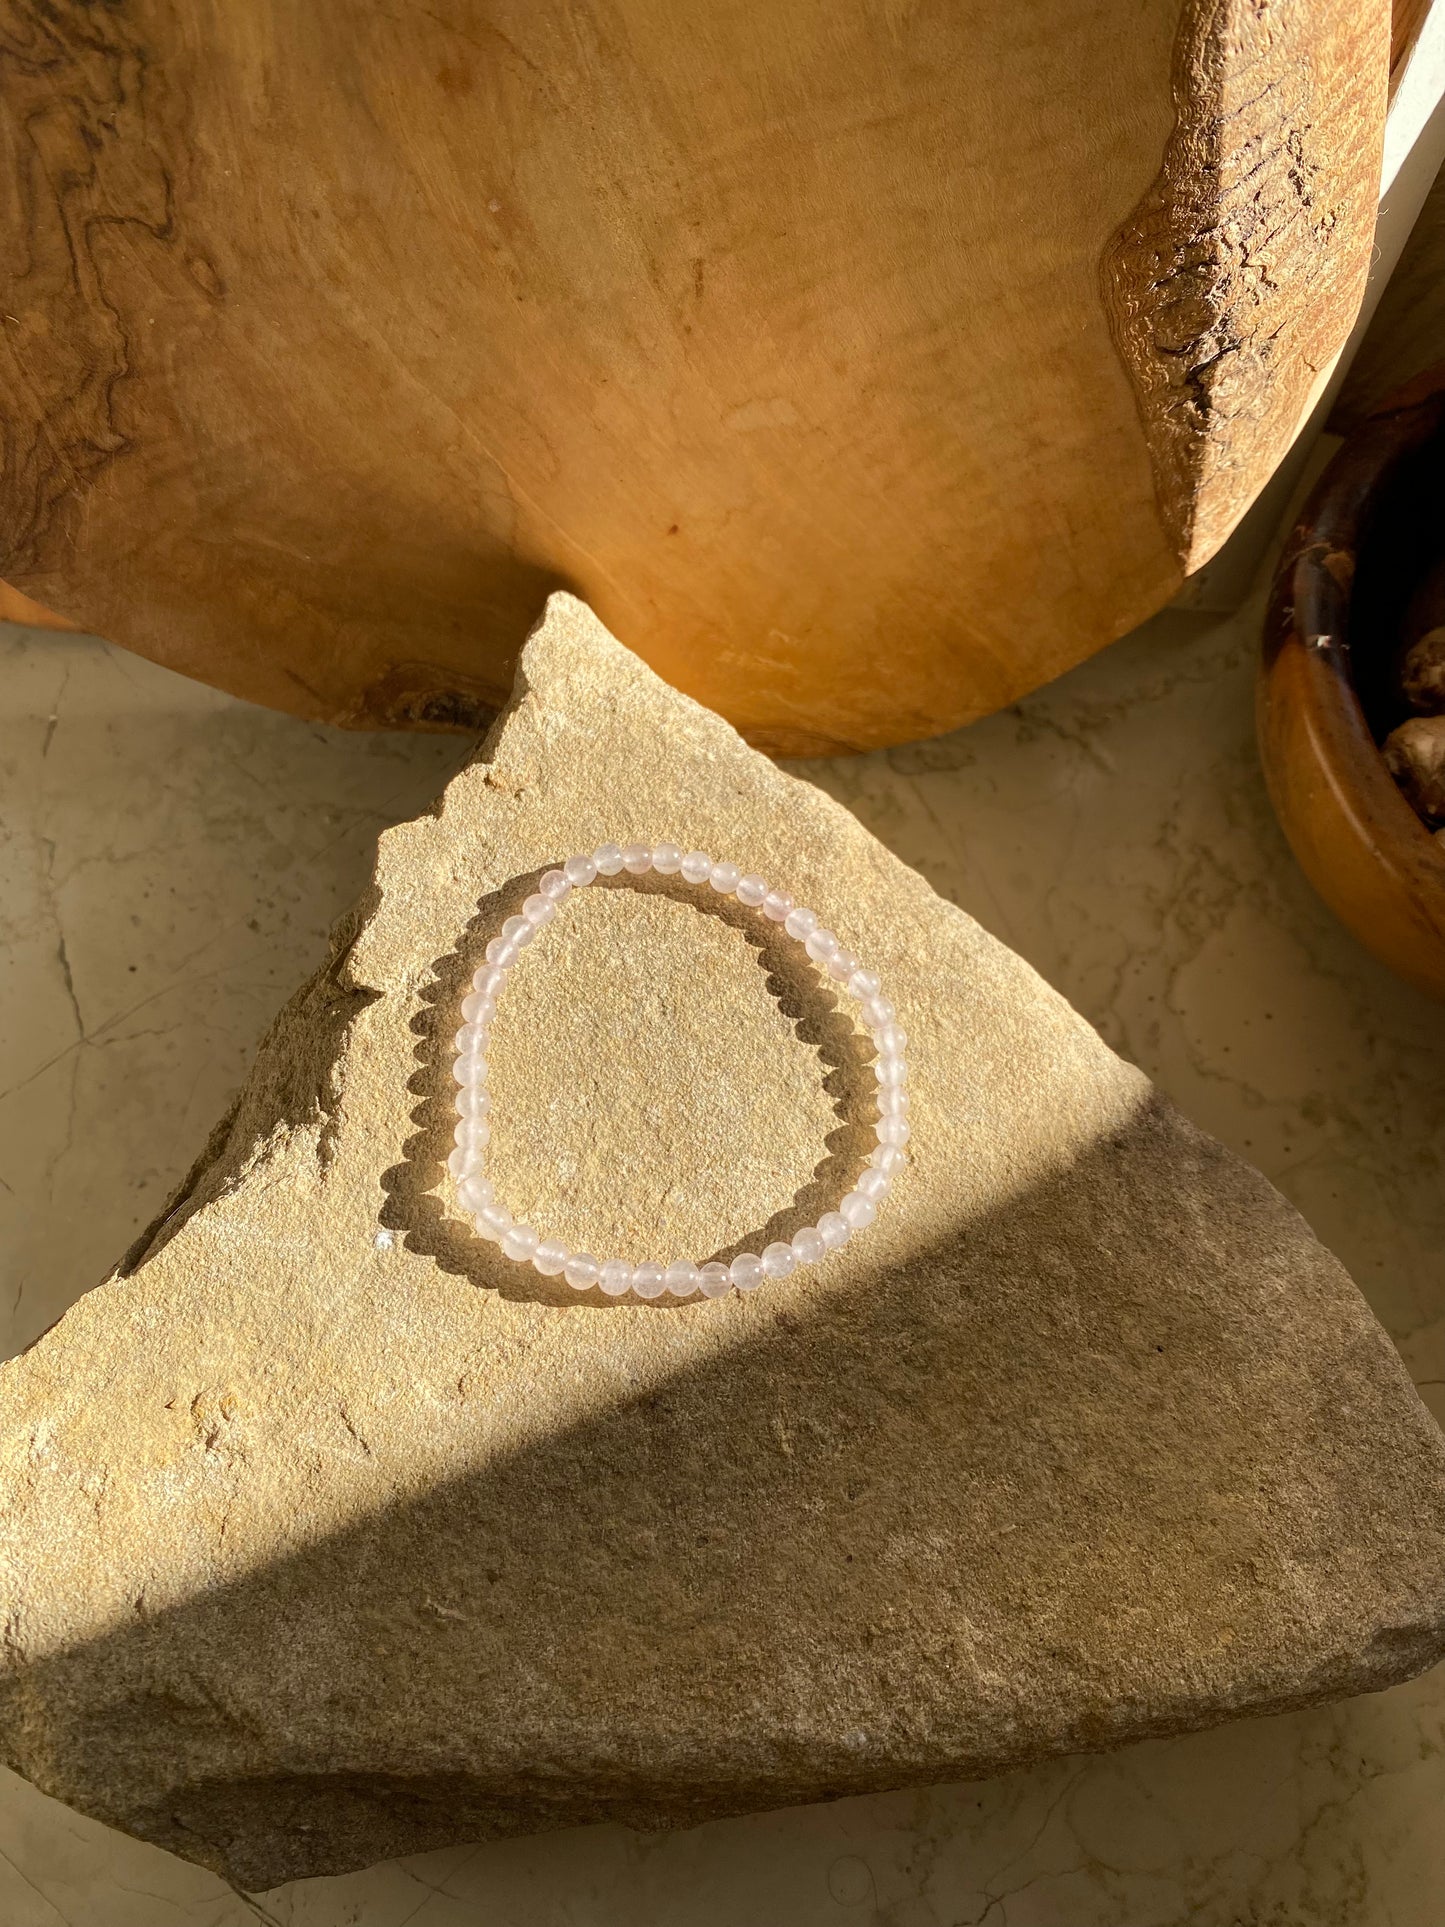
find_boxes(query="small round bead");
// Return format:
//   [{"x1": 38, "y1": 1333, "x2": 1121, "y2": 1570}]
[
  {"x1": 805, "y1": 927, "x2": 839, "y2": 962},
  {"x1": 761, "y1": 1241, "x2": 797, "y2": 1280},
  {"x1": 477, "y1": 1202, "x2": 513, "y2": 1241},
  {"x1": 784, "y1": 905, "x2": 819, "y2": 941},
  {"x1": 532, "y1": 1238, "x2": 569, "y2": 1276},
  {"x1": 632, "y1": 1261, "x2": 665, "y2": 1299},
  {"x1": 817, "y1": 1211, "x2": 851, "y2": 1251},
  {"x1": 856, "y1": 1167, "x2": 890, "y2": 1202},
  {"x1": 599, "y1": 1259, "x2": 633, "y2": 1297},
  {"x1": 696, "y1": 1262, "x2": 732, "y2": 1298},
  {"x1": 564, "y1": 1252, "x2": 600, "y2": 1290},
  {"x1": 454, "y1": 1024, "x2": 488, "y2": 1057},
  {"x1": 454, "y1": 1117, "x2": 490, "y2": 1155},
  {"x1": 863, "y1": 996, "x2": 896, "y2": 1029},
  {"x1": 461, "y1": 990, "x2": 497, "y2": 1026},
  {"x1": 876, "y1": 1024, "x2": 908, "y2": 1056},
  {"x1": 680, "y1": 849, "x2": 713, "y2": 884},
  {"x1": 708, "y1": 860, "x2": 741, "y2": 894},
  {"x1": 539, "y1": 869, "x2": 572, "y2": 903},
  {"x1": 593, "y1": 842, "x2": 625, "y2": 876},
  {"x1": 651, "y1": 842, "x2": 683, "y2": 874},
  {"x1": 522, "y1": 893, "x2": 555, "y2": 926},
  {"x1": 735, "y1": 873, "x2": 768, "y2": 907},
  {"x1": 458, "y1": 1172, "x2": 494, "y2": 1212},
  {"x1": 664, "y1": 1260, "x2": 700, "y2": 1296},
  {"x1": 455, "y1": 1084, "x2": 491, "y2": 1119},
  {"x1": 871, "y1": 1143, "x2": 907, "y2": 1175},
  {"x1": 730, "y1": 1252, "x2": 765, "y2": 1291},
  {"x1": 472, "y1": 965, "x2": 509, "y2": 999},
  {"x1": 447, "y1": 1145, "x2": 470, "y2": 1180},
  {"x1": 485, "y1": 935, "x2": 521, "y2": 968},
  {"x1": 847, "y1": 969, "x2": 881, "y2": 1000},
  {"x1": 877, "y1": 1086, "x2": 910, "y2": 1117},
  {"x1": 791, "y1": 1226, "x2": 827, "y2": 1265},
  {"x1": 827, "y1": 949, "x2": 859, "y2": 982},
  {"x1": 501, "y1": 914, "x2": 533, "y2": 947},
  {"x1": 622, "y1": 843, "x2": 653, "y2": 874},
  {"x1": 876, "y1": 1116, "x2": 912, "y2": 1146},
  {"x1": 875, "y1": 1057, "x2": 909, "y2": 1088},
  {"x1": 453, "y1": 1054, "x2": 489, "y2": 1087},
  {"x1": 762, "y1": 890, "x2": 794, "y2": 922},
  {"x1": 502, "y1": 1223, "x2": 540, "y2": 1262},
  {"x1": 839, "y1": 1191, "x2": 877, "y2": 1229},
  {"x1": 564, "y1": 853, "x2": 599, "y2": 887}
]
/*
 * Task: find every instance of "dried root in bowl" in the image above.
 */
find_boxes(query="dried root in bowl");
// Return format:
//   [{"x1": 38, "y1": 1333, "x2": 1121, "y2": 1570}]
[
  {"x1": 1382, "y1": 715, "x2": 1445, "y2": 826},
  {"x1": 1402, "y1": 627, "x2": 1445, "y2": 716}
]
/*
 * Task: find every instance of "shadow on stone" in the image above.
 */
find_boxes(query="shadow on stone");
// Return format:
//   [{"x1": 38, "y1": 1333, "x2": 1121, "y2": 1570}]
[
  {"x1": 6, "y1": 1098, "x2": 1445, "y2": 1891},
  {"x1": 379, "y1": 868, "x2": 882, "y2": 1309}
]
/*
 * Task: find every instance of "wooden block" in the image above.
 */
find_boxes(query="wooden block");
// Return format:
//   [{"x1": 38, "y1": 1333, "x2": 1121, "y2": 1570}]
[{"x1": 0, "y1": 0, "x2": 1388, "y2": 749}]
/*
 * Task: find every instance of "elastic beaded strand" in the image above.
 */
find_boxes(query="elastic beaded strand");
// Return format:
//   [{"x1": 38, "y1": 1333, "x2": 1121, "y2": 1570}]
[{"x1": 450, "y1": 841, "x2": 908, "y2": 1297}]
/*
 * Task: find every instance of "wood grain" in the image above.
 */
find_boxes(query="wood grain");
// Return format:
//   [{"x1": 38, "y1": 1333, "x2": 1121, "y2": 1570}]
[{"x1": 0, "y1": 1, "x2": 1389, "y2": 749}]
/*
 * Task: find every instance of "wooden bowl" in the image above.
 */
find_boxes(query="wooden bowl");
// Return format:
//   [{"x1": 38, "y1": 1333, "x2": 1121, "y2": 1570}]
[{"x1": 1260, "y1": 369, "x2": 1445, "y2": 1000}]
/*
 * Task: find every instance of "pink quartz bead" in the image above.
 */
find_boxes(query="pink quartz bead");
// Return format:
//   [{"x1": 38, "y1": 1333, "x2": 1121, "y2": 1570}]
[
  {"x1": 458, "y1": 1172, "x2": 494, "y2": 1212},
  {"x1": 599, "y1": 1259, "x2": 633, "y2": 1297},
  {"x1": 791, "y1": 1226, "x2": 826, "y2": 1265},
  {"x1": 632, "y1": 1262, "x2": 665, "y2": 1298},
  {"x1": 730, "y1": 1253, "x2": 764, "y2": 1291},
  {"x1": 761, "y1": 1241, "x2": 797, "y2": 1280},
  {"x1": 817, "y1": 1211, "x2": 851, "y2": 1250},
  {"x1": 839, "y1": 1191, "x2": 876, "y2": 1229},
  {"x1": 501, "y1": 1224, "x2": 540, "y2": 1262},
  {"x1": 478, "y1": 1202, "x2": 512, "y2": 1241}
]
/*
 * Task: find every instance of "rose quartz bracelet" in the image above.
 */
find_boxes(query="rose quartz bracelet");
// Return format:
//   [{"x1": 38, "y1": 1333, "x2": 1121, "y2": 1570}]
[{"x1": 449, "y1": 840, "x2": 909, "y2": 1298}]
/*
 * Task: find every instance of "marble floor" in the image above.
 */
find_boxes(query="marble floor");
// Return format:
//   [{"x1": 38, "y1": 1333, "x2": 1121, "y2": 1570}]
[{"x1": 0, "y1": 554, "x2": 1442, "y2": 1925}]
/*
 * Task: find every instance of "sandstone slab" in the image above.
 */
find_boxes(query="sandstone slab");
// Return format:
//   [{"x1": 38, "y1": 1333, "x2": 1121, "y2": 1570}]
[{"x1": 2, "y1": 596, "x2": 1443, "y2": 1891}]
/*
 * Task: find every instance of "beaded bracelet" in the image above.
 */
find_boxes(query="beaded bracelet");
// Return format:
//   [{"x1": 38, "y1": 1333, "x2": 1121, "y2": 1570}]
[{"x1": 449, "y1": 840, "x2": 909, "y2": 1298}]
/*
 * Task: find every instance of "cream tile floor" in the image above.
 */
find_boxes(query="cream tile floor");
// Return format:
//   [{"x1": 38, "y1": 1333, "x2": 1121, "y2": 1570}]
[{"x1": 0, "y1": 578, "x2": 1441, "y2": 1926}]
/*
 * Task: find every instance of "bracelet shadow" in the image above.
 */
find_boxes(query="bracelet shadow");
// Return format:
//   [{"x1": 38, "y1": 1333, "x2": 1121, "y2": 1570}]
[{"x1": 378, "y1": 866, "x2": 884, "y2": 1308}]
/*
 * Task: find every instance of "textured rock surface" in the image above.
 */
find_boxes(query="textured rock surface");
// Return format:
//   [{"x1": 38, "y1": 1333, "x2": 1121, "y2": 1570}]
[{"x1": 1, "y1": 595, "x2": 1443, "y2": 1893}]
